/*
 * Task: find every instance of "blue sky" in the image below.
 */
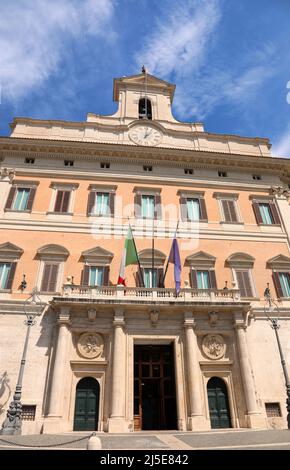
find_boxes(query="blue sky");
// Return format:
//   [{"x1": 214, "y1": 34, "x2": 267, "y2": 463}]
[{"x1": 1, "y1": 0, "x2": 290, "y2": 156}]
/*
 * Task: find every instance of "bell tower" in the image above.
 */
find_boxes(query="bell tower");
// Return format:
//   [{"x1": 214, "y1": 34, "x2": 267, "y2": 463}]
[{"x1": 112, "y1": 69, "x2": 176, "y2": 122}]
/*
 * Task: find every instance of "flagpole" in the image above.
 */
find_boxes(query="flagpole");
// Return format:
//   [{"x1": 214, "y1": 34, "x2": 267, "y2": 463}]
[
  {"x1": 152, "y1": 216, "x2": 155, "y2": 287},
  {"x1": 161, "y1": 220, "x2": 180, "y2": 288},
  {"x1": 128, "y1": 219, "x2": 145, "y2": 287}
]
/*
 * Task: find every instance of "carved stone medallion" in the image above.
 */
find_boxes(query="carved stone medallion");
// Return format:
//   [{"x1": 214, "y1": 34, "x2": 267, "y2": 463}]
[
  {"x1": 202, "y1": 334, "x2": 225, "y2": 360},
  {"x1": 77, "y1": 333, "x2": 104, "y2": 359}
]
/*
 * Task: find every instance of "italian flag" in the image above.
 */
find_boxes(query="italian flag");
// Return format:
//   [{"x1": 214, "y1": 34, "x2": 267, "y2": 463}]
[{"x1": 117, "y1": 226, "x2": 139, "y2": 286}]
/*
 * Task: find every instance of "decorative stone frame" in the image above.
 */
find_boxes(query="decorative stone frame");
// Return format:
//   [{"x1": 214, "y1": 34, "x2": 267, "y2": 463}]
[
  {"x1": 226, "y1": 253, "x2": 257, "y2": 297},
  {"x1": 213, "y1": 192, "x2": 243, "y2": 225},
  {"x1": 80, "y1": 246, "x2": 114, "y2": 266},
  {"x1": 35, "y1": 244, "x2": 69, "y2": 293},
  {"x1": 0, "y1": 242, "x2": 23, "y2": 262},
  {"x1": 201, "y1": 367, "x2": 239, "y2": 429},
  {"x1": 138, "y1": 248, "x2": 166, "y2": 268},
  {"x1": 47, "y1": 182, "x2": 79, "y2": 215}
]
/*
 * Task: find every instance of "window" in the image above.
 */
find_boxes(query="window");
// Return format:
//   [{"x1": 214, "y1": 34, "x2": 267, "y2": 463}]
[
  {"x1": 218, "y1": 171, "x2": 227, "y2": 177},
  {"x1": 22, "y1": 405, "x2": 36, "y2": 421},
  {"x1": 5, "y1": 186, "x2": 36, "y2": 212},
  {"x1": 143, "y1": 165, "x2": 152, "y2": 172},
  {"x1": 25, "y1": 158, "x2": 35, "y2": 164},
  {"x1": 141, "y1": 195, "x2": 155, "y2": 218},
  {"x1": 87, "y1": 191, "x2": 114, "y2": 216},
  {"x1": 100, "y1": 162, "x2": 110, "y2": 169},
  {"x1": 235, "y1": 270, "x2": 254, "y2": 297},
  {"x1": 184, "y1": 168, "x2": 193, "y2": 175},
  {"x1": 139, "y1": 98, "x2": 152, "y2": 119},
  {"x1": 81, "y1": 265, "x2": 109, "y2": 286},
  {"x1": 272, "y1": 272, "x2": 290, "y2": 298},
  {"x1": 252, "y1": 174, "x2": 262, "y2": 181},
  {"x1": 265, "y1": 403, "x2": 281, "y2": 418},
  {"x1": 190, "y1": 269, "x2": 217, "y2": 289},
  {"x1": 186, "y1": 198, "x2": 201, "y2": 221},
  {"x1": 0, "y1": 262, "x2": 16, "y2": 290},
  {"x1": 252, "y1": 201, "x2": 280, "y2": 225},
  {"x1": 54, "y1": 190, "x2": 71, "y2": 213},
  {"x1": 143, "y1": 268, "x2": 158, "y2": 288},
  {"x1": 64, "y1": 160, "x2": 74, "y2": 167},
  {"x1": 221, "y1": 199, "x2": 238, "y2": 223},
  {"x1": 179, "y1": 194, "x2": 207, "y2": 222},
  {"x1": 41, "y1": 263, "x2": 59, "y2": 292}
]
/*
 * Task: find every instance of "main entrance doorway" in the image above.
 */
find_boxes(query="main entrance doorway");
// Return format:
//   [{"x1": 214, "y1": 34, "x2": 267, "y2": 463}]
[
  {"x1": 73, "y1": 377, "x2": 100, "y2": 431},
  {"x1": 134, "y1": 344, "x2": 177, "y2": 430},
  {"x1": 207, "y1": 377, "x2": 231, "y2": 429}
]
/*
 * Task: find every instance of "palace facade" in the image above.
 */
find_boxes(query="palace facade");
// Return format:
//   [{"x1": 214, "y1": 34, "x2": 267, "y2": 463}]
[{"x1": 1, "y1": 72, "x2": 290, "y2": 434}]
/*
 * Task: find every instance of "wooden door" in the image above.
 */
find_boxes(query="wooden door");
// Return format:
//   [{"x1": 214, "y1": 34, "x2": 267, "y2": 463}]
[
  {"x1": 73, "y1": 377, "x2": 100, "y2": 431},
  {"x1": 207, "y1": 377, "x2": 231, "y2": 429}
]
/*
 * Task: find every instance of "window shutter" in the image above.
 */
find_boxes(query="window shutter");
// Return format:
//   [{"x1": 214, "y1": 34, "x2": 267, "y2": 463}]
[
  {"x1": 272, "y1": 272, "x2": 283, "y2": 298},
  {"x1": 190, "y1": 269, "x2": 198, "y2": 288},
  {"x1": 41, "y1": 264, "x2": 51, "y2": 291},
  {"x1": 252, "y1": 202, "x2": 263, "y2": 224},
  {"x1": 87, "y1": 191, "x2": 96, "y2": 215},
  {"x1": 199, "y1": 198, "x2": 208, "y2": 221},
  {"x1": 54, "y1": 191, "x2": 63, "y2": 212},
  {"x1": 26, "y1": 188, "x2": 36, "y2": 211},
  {"x1": 109, "y1": 193, "x2": 115, "y2": 217},
  {"x1": 135, "y1": 194, "x2": 142, "y2": 218},
  {"x1": 221, "y1": 200, "x2": 230, "y2": 222},
  {"x1": 228, "y1": 200, "x2": 238, "y2": 222},
  {"x1": 180, "y1": 196, "x2": 188, "y2": 221},
  {"x1": 269, "y1": 202, "x2": 280, "y2": 225},
  {"x1": 81, "y1": 265, "x2": 90, "y2": 286},
  {"x1": 61, "y1": 191, "x2": 70, "y2": 213},
  {"x1": 103, "y1": 267, "x2": 109, "y2": 286},
  {"x1": 136, "y1": 268, "x2": 145, "y2": 287},
  {"x1": 157, "y1": 268, "x2": 164, "y2": 288},
  {"x1": 5, "y1": 187, "x2": 16, "y2": 210},
  {"x1": 209, "y1": 270, "x2": 217, "y2": 289},
  {"x1": 5, "y1": 262, "x2": 16, "y2": 290},
  {"x1": 236, "y1": 271, "x2": 253, "y2": 297},
  {"x1": 154, "y1": 194, "x2": 162, "y2": 219},
  {"x1": 48, "y1": 264, "x2": 59, "y2": 292}
]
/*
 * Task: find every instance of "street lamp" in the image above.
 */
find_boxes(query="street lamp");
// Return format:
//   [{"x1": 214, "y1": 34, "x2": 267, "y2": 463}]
[
  {"x1": 0, "y1": 288, "x2": 45, "y2": 435},
  {"x1": 264, "y1": 284, "x2": 290, "y2": 429}
]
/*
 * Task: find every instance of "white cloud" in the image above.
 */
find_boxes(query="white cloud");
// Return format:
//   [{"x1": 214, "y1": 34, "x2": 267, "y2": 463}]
[
  {"x1": 136, "y1": 0, "x2": 277, "y2": 120},
  {"x1": 272, "y1": 126, "x2": 290, "y2": 158},
  {"x1": 138, "y1": 0, "x2": 221, "y2": 77},
  {"x1": 0, "y1": 0, "x2": 115, "y2": 100}
]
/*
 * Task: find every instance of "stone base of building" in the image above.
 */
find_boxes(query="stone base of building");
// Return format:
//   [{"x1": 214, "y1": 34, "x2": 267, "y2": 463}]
[
  {"x1": 246, "y1": 413, "x2": 267, "y2": 429},
  {"x1": 42, "y1": 416, "x2": 66, "y2": 434},
  {"x1": 107, "y1": 417, "x2": 131, "y2": 433},
  {"x1": 187, "y1": 415, "x2": 210, "y2": 431}
]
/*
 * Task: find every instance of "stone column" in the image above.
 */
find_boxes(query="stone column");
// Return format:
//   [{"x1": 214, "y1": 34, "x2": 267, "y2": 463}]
[
  {"x1": 235, "y1": 315, "x2": 265, "y2": 428},
  {"x1": 0, "y1": 168, "x2": 15, "y2": 215},
  {"x1": 108, "y1": 309, "x2": 128, "y2": 433},
  {"x1": 43, "y1": 307, "x2": 70, "y2": 433},
  {"x1": 184, "y1": 312, "x2": 209, "y2": 431}
]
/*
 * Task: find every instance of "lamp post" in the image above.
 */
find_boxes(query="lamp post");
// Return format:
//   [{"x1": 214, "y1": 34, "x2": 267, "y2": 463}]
[
  {"x1": 264, "y1": 284, "x2": 290, "y2": 429},
  {"x1": 0, "y1": 289, "x2": 45, "y2": 435}
]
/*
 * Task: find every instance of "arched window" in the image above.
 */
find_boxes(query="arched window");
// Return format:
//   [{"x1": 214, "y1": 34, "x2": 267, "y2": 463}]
[{"x1": 139, "y1": 98, "x2": 152, "y2": 120}]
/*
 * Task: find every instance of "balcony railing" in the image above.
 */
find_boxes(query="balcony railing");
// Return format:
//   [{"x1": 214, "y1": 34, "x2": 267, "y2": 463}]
[{"x1": 59, "y1": 284, "x2": 242, "y2": 303}]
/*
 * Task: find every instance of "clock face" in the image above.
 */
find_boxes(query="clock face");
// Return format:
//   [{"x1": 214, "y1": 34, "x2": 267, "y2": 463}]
[{"x1": 129, "y1": 126, "x2": 163, "y2": 146}]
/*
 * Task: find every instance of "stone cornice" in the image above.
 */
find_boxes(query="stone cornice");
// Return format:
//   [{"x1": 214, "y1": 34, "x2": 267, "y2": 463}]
[{"x1": 1, "y1": 137, "x2": 285, "y2": 176}]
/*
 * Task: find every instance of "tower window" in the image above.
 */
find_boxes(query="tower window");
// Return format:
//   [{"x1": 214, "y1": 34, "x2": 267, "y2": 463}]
[
  {"x1": 184, "y1": 168, "x2": 193, "y2": 175},
  {"x1": 64, "y1": 160, "x2": 74, "y2": 167},
  {"x1": 25, "y1": 158, "x2": 35, "y2": 164},
  {"x1": 139, "y1": 98, "x2": 152, "y2": 120},
  {"x1": 252, "y1": 174, "x2": 262, "y2": 180},
  {"x1": 218, "y1": 171, "x2": 227, "y2": 178}
]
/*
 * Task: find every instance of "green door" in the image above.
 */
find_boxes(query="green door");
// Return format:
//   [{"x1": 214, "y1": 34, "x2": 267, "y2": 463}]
[
  {"x1": 73, "y1": 377, "x2": 100, "y2": 431},
  {"x1": 207, "y1": 377, "x2": 231, "y2": 429}
]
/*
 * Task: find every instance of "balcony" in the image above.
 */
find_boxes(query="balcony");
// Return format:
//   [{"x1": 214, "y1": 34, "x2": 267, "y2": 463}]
[{"x1": 54, "y1": 284, "x2": 244, "y2": 306}]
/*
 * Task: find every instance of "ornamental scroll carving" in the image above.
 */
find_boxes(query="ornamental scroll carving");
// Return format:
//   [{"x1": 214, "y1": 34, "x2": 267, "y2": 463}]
[
  {"x1": 77, "y1": 332, "x2": 104, "y2": 359},
  {"x1": 202, "y1": 334, "x2": 226, "y2": 360}
]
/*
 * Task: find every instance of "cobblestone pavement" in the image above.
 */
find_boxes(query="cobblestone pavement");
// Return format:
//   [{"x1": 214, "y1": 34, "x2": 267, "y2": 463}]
[{"x1": 0, "y1": 429, "x2": 290, "y2": 450}]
